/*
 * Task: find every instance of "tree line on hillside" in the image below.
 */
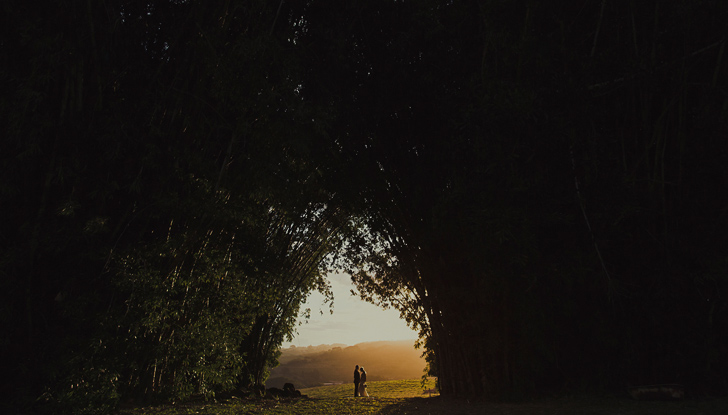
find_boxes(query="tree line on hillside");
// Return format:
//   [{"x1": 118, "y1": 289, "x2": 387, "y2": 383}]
[
  {"x1": 278, "y1": 344, "x2": 349, "y2": 360},
  {"x1": 2, "y1": 0, "x2": 727, "y2": 413}
]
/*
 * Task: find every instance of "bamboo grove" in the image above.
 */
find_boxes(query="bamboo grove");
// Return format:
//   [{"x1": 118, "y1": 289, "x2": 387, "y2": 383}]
[{"x1": 2, "y1": 0, "x2": 728, "y2": 413}]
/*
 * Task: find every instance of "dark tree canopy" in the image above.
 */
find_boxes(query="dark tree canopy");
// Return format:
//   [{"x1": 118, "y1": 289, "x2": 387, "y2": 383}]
[
  {"x1": 2, "y1": 0, "x2": 727, "y2": 412},
  {"x1": 297, "y1": 0, "x2": 728, "y2": 400},
  {"x1": 2, "y1": 0, "x2": 350, "y2": 412}
]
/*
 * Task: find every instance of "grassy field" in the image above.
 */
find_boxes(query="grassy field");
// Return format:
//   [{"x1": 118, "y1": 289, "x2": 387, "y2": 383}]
[
  {"x1": 119, "y1": 379, "x2": 728, "y2": 415},
  {"x1": 119, "y1": 378, "x2": 438, "y2": 415},
  {"x1": 300, "y1": 378, "x2": 438, "y2": 399}
]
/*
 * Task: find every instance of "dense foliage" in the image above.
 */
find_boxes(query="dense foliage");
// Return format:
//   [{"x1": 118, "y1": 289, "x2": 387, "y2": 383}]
[
  {"x1": 2, "y1": 0, "x2": 727, "y2": 413},
  {"x1": 2, "y1": 1, "x2": 348, "y2": 413}
]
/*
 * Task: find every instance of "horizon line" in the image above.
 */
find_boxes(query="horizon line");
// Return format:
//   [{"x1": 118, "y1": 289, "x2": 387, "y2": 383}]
[{"x1": 284, "y1": 338, "x2": 418, "y2": 348}]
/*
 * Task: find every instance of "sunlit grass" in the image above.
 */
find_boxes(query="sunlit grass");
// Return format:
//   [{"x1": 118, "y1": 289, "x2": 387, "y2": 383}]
[{"x1": 301, "y1": 378, "x2": 438, "y2": 399}]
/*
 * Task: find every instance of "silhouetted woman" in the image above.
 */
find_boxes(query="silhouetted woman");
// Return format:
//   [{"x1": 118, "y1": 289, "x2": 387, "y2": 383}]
[{"x1": 359, "y1": 367, "x2": 369, "y2": 397}]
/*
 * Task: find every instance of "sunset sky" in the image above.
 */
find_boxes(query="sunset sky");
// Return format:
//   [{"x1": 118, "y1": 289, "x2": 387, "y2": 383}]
[{"x1": 282, "y1": 273, "x2": 418, "y2": 347}]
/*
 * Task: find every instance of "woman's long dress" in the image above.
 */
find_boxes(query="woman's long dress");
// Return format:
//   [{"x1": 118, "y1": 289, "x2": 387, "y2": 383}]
[{"x1": 359, "y1": 372, "x2": 369, "y2": 397}]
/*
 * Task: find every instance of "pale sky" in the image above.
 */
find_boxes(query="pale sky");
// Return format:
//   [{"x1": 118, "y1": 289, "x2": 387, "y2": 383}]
[{"x1": 282, "y1": 273, "x2": 418, "y2": 347}]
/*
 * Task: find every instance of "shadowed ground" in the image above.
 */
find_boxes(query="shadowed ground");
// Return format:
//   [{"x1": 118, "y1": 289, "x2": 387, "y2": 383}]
[
  {"x1": 378, "y1": 395, "x2": 728, "y2": 415},
  {"x1": 119, "y1": 379, "x2": 728, "y2": 414}
]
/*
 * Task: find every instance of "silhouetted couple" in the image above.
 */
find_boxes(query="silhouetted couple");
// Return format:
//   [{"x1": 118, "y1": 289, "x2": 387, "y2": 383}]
[{"x1": 353, "y1": 365, "x2": 369, "y2": 397}]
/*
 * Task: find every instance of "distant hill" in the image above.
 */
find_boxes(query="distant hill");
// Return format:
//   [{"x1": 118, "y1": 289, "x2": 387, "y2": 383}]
[
  {"x1": 277, "y1": 343, "x2": 348, "y2": 362},
  {"x1": 267, "y1": 340, "x2": 424, "y2": 389}
]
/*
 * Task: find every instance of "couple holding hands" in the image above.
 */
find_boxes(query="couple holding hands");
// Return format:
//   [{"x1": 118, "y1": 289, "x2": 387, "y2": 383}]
[{"x1": 353, "y1": 365, "x2": 369, "y2": 397}]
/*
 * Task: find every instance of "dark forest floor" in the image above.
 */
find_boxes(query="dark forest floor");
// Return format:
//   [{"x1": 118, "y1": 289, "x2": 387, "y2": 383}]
[
  {"x1": 119, "y1": 380, "x2": 728, "y2": 415},
  {"x1": 378, "y1": 395, "x2": 728, "y2": 415},
  {"x1": 119, "y1": 394, "x2": 728, "y2": 415}
]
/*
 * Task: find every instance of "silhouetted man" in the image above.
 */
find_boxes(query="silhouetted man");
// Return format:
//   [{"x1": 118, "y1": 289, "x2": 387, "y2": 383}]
[{"x1": 354, "y1": 364, "x2": 361, "y2": 397}]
